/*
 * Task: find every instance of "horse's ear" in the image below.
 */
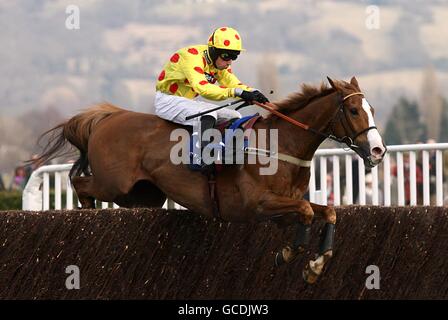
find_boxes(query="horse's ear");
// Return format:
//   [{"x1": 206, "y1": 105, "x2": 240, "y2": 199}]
[
  {"x1": 350, "y1": 76, "x2": 359, "y2": 88},
  {"x1": 327, "y1": 76, "x2": 338, "y2": 90}
]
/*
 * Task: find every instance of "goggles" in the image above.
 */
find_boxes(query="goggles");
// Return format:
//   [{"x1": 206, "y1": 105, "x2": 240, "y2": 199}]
[{"x1": 219, "y1": 51, "x2": 239, "y2": 61}]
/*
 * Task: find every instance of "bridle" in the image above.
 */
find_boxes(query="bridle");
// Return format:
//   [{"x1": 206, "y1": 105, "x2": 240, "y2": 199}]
[
  {"x1": 323, "y1": 92, "x2": 377, "y2": 152},
  {"x1": 253, "y1": 91, "x2": 378, "y2": 153}
]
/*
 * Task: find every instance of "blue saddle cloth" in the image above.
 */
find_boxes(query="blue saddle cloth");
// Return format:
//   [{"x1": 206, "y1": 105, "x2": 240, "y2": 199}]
[{"x1": 188, "y1": 114, "x2": 259, "y2": 171}]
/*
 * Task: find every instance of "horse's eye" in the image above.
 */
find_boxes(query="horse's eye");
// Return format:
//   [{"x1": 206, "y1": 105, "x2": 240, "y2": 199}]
[{"x1": 350, "y1": 108, "x2": 358, "y2": 116}]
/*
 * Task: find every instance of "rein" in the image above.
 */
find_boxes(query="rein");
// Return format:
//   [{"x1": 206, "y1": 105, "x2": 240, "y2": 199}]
[{"x1": 252, "y1": 92, "x2": 377, "y2": 151}]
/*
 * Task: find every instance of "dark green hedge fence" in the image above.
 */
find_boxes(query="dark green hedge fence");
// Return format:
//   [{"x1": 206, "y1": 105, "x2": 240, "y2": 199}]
[{"x1": 0, "y1": 191, "x2": 22, "y2": 210}]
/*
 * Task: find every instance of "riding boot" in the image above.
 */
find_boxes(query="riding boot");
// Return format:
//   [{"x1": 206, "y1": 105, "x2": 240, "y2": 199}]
[{"x1": 199, "y1": 115, "x2": 217, "y2": 172}]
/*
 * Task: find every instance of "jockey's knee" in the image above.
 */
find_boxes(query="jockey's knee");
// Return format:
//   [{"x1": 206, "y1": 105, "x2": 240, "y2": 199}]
[
  {"x1": 197, "y1": 110, "x2": 217, "y2": 123},
  {"x1": 217, "y1": 108, "x2": 241, "y2": 120}
]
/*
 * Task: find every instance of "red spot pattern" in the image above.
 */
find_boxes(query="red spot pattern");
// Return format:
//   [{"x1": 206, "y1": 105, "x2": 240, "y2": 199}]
[
  {"x1": 184, "y1": 79, "x2": 189, "y2": 84},
  {"x1": 169, "y1": 83, "x2": 178, "y2": 94},
  {"x1": 188, "y1": 48, "x2": 198, "y2": 55},
  {"x1": 194, "y1": 67, "x2": 204, "y2": 74},
  {"x1": 199, "y1": 80, "x2": 208, "y2": 85},
  {"x1": 224, "y1": 40, "x2": 230, "y2": 46},
  {"x1": 209, "y1": 35, "x2": 213, "y2": 42},
  {"x1": 235, "y1": 34, "x2": 240, "y2": 40},
  {"x1": 219, "y1": 85, "x2": 227, "y2": 88},
  {"x1": 220, "y1": 27, "x2": 227, "y2": 31},
  {"x1": 202, "y1": 57, "x2": 206, "y2": 67},
  {"x1": 158, "y1": 70, "x2": 165, "y2": 81},
  {"x1": 170, "y1": 53, "x2": 180, "y2": 63},
  {"x1": 227, "y1": 68, "x2": 233, "y2": 73}
]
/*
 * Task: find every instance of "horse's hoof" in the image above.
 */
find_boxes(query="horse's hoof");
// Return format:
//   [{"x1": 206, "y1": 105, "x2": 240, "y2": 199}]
[
  {"x1": 303, "y1": 269, "x2": 319, "y2": 284},
  {"x1": 302, "y1": 261, "x2": 320, "y2": 284},
  {"x1": 274, "y1": 246, "x2": 298, "y2": 267}
]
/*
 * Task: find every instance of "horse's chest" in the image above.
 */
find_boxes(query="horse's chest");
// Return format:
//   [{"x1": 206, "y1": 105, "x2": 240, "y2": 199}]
[{"x1": 272, "y1": 168, "x2": 310, "y2": 198}]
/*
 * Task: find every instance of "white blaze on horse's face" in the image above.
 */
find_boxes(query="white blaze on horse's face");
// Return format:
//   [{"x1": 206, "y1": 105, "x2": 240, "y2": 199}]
[{"x1": 361, "y1": 98, "x2": 386, "y2": 162}]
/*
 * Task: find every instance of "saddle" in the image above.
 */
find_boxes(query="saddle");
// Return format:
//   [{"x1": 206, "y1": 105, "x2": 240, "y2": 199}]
[{"x1": 188, "y1": 113, "x2": 261, "y2": 173}]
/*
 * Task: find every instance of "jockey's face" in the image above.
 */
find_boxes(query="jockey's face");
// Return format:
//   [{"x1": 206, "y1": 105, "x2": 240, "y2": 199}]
[{"x1": 215, "y1": 56, "x2": 232, "y2": 70}]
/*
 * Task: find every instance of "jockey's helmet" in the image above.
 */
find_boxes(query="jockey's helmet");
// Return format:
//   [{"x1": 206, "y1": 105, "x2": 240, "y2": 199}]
[{"x1": 207, "y1": 27, "x2": 244, "y2": 65}]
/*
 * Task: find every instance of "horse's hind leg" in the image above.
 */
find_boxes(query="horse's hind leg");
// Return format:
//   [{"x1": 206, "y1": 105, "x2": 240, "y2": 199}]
[
  {"x1": 301, "y1": 203, "x2": 336, "y2": 284},
  {"x1": 71, "y1": 176, "x2": 96, "y2": 209}
]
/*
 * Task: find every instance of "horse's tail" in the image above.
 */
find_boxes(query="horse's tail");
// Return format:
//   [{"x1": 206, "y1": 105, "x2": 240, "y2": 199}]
[{"x1": 29, "y1": 103, "x2": 124, "y2": 178}]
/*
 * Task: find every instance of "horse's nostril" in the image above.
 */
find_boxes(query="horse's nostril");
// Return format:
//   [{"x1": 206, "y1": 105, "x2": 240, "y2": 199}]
[{"x1": 372, "y1": 147, "x2": 383, "y2": 156}]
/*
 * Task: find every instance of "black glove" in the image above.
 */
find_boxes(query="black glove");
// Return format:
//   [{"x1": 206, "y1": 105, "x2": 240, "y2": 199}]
[{"x1": 240, "y1": 90, "x2": 269, "y2": 104}]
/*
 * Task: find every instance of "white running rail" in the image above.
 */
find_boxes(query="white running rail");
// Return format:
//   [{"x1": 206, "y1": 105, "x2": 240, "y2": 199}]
[{"x1": 309, "y1": 143, "x2": 448, "y2": 206}]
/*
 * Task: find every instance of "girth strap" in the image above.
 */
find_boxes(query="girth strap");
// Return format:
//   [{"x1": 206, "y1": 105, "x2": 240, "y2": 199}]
[{"x1": 207, "y1": 172, "x2": 221, "y2": 219}]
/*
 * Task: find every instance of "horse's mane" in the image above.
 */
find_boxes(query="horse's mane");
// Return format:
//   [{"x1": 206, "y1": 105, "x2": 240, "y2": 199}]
[{"x1": 271, "y1": 82, "x2": 336, "y2": 116}]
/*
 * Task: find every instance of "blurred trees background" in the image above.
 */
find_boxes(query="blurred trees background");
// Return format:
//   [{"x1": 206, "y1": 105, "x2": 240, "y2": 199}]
[
  {"x1": 0, "y1": 106, "x2": 64, "y2": 173},
  {"x1": 384, "y1": 65, "x2": 447, "y2": 145}
]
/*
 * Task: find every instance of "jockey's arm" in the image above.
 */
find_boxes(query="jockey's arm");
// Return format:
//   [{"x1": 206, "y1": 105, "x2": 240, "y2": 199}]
[
  {"x1": 216, "y1": 68, "x2": 253, "y2": 93},
  {"x1": 217, "y1": 69, "x2": 269, "y2": 103}
]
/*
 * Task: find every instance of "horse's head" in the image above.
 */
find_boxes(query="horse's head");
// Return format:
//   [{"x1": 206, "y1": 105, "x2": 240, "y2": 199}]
[{"x1": 326, "y1": 76, "x2": 387, "y2": 168}]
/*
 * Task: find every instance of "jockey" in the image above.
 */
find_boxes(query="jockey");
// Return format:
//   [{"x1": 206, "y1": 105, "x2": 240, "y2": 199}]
[{"x1": 154, "y1": 27, "x2": 269, "y2": 170}]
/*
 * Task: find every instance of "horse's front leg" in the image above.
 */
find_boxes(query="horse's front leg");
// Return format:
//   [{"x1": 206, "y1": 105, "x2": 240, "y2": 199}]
[
  {"x1": 301, "y1": 202, "x2": 337, "y2": 284},
  {"x1": 255, "y1": 192, "x2": 314, "y2": 267}
]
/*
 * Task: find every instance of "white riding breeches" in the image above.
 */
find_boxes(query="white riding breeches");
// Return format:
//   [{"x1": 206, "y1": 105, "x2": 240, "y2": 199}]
[{"x1": 154, "y1": 91, "x2": 242, "y2": 126}]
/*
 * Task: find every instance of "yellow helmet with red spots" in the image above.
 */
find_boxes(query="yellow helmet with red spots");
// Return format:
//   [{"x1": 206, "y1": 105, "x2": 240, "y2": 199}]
[{"x1": 207, "y1": 27, "x2": 245, "y2": 51}]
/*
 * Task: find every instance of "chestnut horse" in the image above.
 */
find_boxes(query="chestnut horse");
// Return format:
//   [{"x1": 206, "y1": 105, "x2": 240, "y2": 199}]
[{"x1": 34, "y1": 77, "x2": 386, "y2": 283}]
